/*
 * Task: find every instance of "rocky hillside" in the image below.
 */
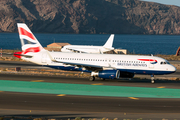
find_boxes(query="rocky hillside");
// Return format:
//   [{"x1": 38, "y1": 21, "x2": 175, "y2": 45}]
[{"x1": 1, "y1": 0, "x2": 180, "y2": 34}]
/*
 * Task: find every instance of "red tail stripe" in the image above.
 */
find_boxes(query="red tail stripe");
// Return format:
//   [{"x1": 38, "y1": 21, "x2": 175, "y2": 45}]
[
  {"x1": 138, "y1": 59, "x2": 157, "y2": 62},
  {"x1": 23, "y1": 47, "x2": 40, "y2": 54},
  {"x1": 19, "y1": 27, "x2": 35, "y2": 40}
]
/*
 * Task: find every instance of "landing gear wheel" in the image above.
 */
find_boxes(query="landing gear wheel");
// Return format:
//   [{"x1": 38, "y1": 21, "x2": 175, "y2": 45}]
[
  {"x1": 89, "y1": 76, "x2": 95, "y2": 81},
  {"x1": 151, "y1": 74, "x2": 155, "y2": 84},
  {"x1": 151, "y1": 79, "x2": 154, "y2": 84}
]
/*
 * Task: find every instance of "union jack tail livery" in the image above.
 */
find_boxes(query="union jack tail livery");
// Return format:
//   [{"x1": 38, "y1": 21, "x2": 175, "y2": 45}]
[{"x1": 14, "y1": 23, "x2": 45, "y2": 58}]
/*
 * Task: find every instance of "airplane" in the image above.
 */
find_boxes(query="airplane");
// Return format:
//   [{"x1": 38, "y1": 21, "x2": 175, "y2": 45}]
[
  {"x1": 61, "y1": 34, "x2": 114, "y2": 54},
  {"x1": 14, "y1": 23, "x2": 176, "y2": 83}
]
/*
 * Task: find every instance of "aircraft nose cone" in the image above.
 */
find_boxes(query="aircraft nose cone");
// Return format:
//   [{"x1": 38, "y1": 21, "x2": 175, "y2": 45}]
[{"x1": 171, "y1": 65, "x2": 176, "y2": 73}]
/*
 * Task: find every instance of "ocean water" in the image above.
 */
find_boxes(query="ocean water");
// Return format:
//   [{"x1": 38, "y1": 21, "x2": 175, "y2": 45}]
[{"x1": 0, "y1": 33, "x2": 180, "y2": 55}]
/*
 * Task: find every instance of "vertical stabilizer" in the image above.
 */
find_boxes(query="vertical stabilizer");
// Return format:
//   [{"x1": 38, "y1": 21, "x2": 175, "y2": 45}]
[
  {"x1": 17, "y1": 23, "x2": 44, "y2": 53},
  {"x1": 14, "y1": 23, "x2": 45, "y2": 58},
  {"x1": 103, "y1": 34, "x2": 114, "y2": 48}
]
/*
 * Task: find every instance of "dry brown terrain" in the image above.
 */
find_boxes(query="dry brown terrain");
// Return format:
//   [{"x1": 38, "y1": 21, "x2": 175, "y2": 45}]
[{"x1": 1, "y1": 0, "x2": 180, "y2": 34}]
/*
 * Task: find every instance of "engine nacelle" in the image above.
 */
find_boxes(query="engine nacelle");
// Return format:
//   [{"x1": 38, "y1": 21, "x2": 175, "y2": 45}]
[{"x1": 91, "y1": 70, "x2": 120, "y2": 79}]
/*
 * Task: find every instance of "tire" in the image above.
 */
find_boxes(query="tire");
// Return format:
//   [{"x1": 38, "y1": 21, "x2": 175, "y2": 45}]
[
  {"x1": 151, "y1": 80, "x2": 154, "y2": 84},
  {"x1": 89, "y1": 76, "x2": 95, "y2": 81}
]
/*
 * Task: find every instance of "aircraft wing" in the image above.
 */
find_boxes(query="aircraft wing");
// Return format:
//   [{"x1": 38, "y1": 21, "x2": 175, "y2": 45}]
[
  {"x1": 65, "y1": 48, "x2": 97, "y2": 53},
  {"x1": 65, "y1": 47, "x2": 115, "y2": 54},
  {"x1": 60, "y1": 61, "x2": 103, "y2": 71},
  {"x1": 47, "y1": 51, "x2": 115, "y2": 71},
  {"x1": 53, "y1": 58, "x2": 121, "y2": 71}
]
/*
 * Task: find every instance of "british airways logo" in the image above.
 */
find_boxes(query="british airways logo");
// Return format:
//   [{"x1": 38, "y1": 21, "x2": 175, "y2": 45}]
[
  {"x1": 117, "y1": 59, "x2": 158, "y2": 67},
  {"x1": 138, "y1": 59, "x2": 158, "y2": 64}
]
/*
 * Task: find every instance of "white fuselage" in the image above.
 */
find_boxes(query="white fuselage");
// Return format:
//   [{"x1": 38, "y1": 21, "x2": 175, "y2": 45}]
[
  {"x1": 61, "y1": 34, "x2": 114, "y2": 54},
  {"x1": 22, "y1": 51, "x2": 176, "y2": 75},
  {"x1": 61, "y1": 45, "x2": 114, "y2": 53}
]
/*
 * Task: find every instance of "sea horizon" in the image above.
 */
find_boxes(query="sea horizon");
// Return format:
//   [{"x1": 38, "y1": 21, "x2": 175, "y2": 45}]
[{"x1": 0, "y1": 33, "x2": 179, "y2": 55}]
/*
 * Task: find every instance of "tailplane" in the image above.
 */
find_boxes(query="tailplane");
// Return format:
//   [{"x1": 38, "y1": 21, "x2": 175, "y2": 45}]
[
  {"x1": 14, "y1": 23, "x2": 45, "y2": 58},
  {"x1": 103, "y1": 34, "x2": 114, "y2": 49}
]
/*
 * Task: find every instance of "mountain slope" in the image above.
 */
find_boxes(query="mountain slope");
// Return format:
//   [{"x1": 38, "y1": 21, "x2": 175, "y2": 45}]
[{"x1": 0, "y1": 0, "x2": 180, "y2": 34}]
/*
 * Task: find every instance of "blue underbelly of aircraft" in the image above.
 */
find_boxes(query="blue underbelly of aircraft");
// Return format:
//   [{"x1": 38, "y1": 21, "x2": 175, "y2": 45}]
[
  {"x1": 45, "y1": 65, "x2": 174, "y2": 75},
  {"x1": 118, "y1": 69, "x2": 175, "y2": 75}
]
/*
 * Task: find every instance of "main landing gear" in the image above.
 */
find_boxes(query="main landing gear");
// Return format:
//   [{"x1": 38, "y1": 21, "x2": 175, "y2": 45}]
[
  {"x1": 89, "y1": 76, "x2": 105, "y2": 81},
  {"x1": 89, "y1": 76, "x2": 95, "y2": 81},
  {"x1": 151, "y1": 74, "x2": 155, "y2": 84}
]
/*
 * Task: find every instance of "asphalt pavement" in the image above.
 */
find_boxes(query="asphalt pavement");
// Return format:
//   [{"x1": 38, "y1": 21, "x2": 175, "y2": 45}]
[{"x1": 0, "y1": 60, "x2": 180, "y2": 119}]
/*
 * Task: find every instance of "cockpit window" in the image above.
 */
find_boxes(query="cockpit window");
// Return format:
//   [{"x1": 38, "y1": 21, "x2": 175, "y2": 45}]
[{"x1": 160, "y1": 61, "x2": 170, "y2": 65}]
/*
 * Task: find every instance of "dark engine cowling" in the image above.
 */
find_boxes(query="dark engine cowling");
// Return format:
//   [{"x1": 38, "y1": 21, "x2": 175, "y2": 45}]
[
  {"x1": 120, "y1": 71, "x2": 134, "y2": 78},
  {"x1": 98, "y1": 70, "x2": 120, "y2": 79}
]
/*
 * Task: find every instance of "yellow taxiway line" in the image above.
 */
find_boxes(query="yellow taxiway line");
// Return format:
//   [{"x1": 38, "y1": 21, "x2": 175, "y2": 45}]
[
  {"x1": 128, "y1": 97, "x2": 139, "y2": 100},
  {"x1": 31, "y1": 80, "x2": 44, "y2": 82},
  {"x1": 157, "y1": 86, "x2": 166, "y2": 88},
  {"x1": 57, "y1": 94, "x2": 66, "y2": 96},
  {"x1": 91, "y1": 83, "x2": 103, "y2": 85}
]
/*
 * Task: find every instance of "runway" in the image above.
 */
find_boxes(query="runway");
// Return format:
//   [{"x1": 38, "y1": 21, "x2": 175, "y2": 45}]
[
  {"x1": 1, "y1": 91, "x2": 180, "y2": 119},
  {"x1": 0, "y1": 61, "x2": 180, "y2": 119}
]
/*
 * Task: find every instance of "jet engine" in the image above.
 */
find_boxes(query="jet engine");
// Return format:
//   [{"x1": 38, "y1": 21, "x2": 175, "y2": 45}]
[
  {"x1": 91, "y1": 70, "x2": 120, "y2": 79},
  {"x1": 89, "y1": 70, "x2": 135, "y2": 81}
]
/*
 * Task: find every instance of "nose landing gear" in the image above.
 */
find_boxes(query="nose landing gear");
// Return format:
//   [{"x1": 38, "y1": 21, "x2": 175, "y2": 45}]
[{"x1": 151, "y1": 74, "x2": 154, "y2": 84}]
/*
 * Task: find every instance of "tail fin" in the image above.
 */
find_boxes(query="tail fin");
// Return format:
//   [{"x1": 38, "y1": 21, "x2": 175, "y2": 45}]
[
  {"x1": 103, "y1": 34, "x2": 114, "y2": 48},
  {"x1": 17, "y1": 23, "x2": 44, "y2": 50},
  {"x1": 14, "y1": 23, "x2": 44, "y2": 58}
]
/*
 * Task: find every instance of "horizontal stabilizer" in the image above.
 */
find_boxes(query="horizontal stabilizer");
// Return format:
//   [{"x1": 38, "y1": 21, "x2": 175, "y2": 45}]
[{"x1": 14, "y1": 52, "x2": 33, "y2": 58}]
